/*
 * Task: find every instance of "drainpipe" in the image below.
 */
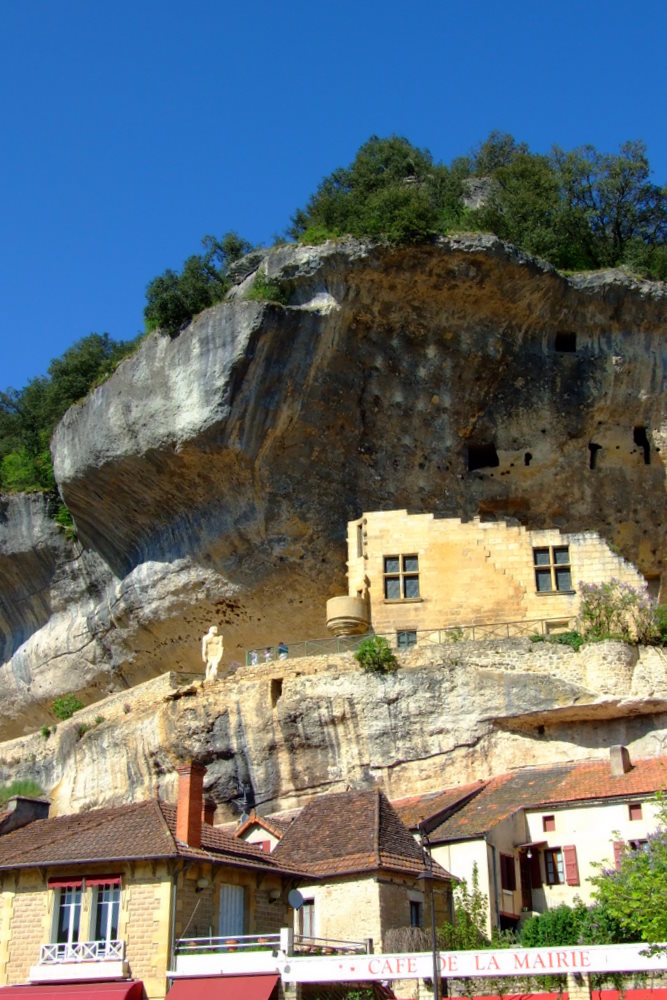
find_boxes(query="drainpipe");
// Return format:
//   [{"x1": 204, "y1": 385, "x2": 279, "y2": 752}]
[{"x1": 488, "y1": 841, "x2": 500, "y2": 932}]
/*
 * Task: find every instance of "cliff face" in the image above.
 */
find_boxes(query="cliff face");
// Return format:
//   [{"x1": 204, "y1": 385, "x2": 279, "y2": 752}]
[
  {"x1": 2, "y1": 641, "x2": 666, "y2": 818},
  {"x1": 1, "y1": 237, "x2": 665, "y2": 737}
]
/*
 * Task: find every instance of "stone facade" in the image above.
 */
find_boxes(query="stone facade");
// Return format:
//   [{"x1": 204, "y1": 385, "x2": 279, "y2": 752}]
[
  {"x1": 341, "y1": 510, "x2": 650, "y2": 639},
  {"x1": 292, "y1": 873, "x2": 450, "y2": 953},
  {"x1": 0, "y1": 860, "x2": 288, "y2": 998}
]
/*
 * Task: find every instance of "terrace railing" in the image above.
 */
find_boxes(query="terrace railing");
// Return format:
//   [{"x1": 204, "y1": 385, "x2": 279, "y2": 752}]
[
  {"x1": 246, "y1": 616, "x2": 579, "y2": 664},
  {"x1": 175, "y1": 931, "x2": 369, "y2": 956},
  {"x1": 39, "y1": 940, "x2": 125, "y2": 964}
]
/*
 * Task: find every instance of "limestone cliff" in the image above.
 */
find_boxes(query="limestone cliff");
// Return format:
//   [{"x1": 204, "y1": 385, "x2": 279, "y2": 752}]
[
  {"x1": 2, "y1": 641, "x2": 666, "y2": 818},
  {"x1": 0, "y1": 236, "x2": 665, "y2": 737}
]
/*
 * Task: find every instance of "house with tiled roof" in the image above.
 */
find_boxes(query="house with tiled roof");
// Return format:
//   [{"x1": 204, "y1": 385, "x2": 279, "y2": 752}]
[
  {"x1": 0, "y1": 762, "x2": 303, "y2": 1000},
  {"x1": 393, "y1": 747, "x2": 667, "y2": 936},
  {"x1": 0, "y1": 767, "x2": 458, "y2": 1000},
  {"x1": 271, "y1": 788, "x2": 453, "y2": 951}
]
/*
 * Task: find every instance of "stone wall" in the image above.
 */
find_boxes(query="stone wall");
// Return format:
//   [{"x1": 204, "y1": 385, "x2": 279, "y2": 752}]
[{"x1": 345, "y1": 511, "x2": 650, "y2": 636}]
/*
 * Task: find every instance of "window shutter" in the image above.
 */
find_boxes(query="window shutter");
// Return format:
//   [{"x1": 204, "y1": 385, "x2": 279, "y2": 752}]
[
  {"x1": 613, "y1": 840, "x2": 625, "y2": 870},
  {"x1": 563, "y1": 845, "x2": 580, "y2": 885},
  {"x1": 530, "y1": 852, "x2": 542, "y2": 888}
]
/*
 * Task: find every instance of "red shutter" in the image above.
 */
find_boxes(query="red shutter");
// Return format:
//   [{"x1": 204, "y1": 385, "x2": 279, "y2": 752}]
[
  {"x1": 613, "y1": 840, "x2": 625, "y2": 870},
  {"x1": 48, "y1": 877, "x2": 83, "y2": 888},
  {"x1": 563, "y1": 845, "x2": 580, "y2": 885},
  {"x1": 530, "y1": 851, "x2": 542, "y2": 888}
]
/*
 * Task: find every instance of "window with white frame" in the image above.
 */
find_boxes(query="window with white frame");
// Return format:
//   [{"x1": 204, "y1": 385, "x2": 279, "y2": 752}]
[
  {"x1": 55, "y1": 884, "x2": 82, "y2": 946},
  {"x1": 93, "y1": 881, "x2": 121, "y2": 944},
  {"x1": 544, "y1": 848, "x2": 565, "y2": 885}
]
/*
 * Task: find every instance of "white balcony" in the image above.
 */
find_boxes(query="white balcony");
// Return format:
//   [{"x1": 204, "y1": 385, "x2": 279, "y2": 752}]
[
  {"x1": 30, "y1": 940, "x2": 128, "y2": 982},
  {"x1": 170, "y1": 931, "x2": 369, "y2": 977}
]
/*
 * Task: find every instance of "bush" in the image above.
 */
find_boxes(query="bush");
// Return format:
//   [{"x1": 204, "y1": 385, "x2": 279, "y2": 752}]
[
  {"x1": 549, "y1": 630, "x2": 584, "y2": 651},
  {"x1": 354, "y1": 636, "x2": 398, "y2": 674},
  {"x1": 245, "y1": 272, "x2": 289, "y2": 304},
  {"x1": 51, "y1": 693, "x2": 84, "y2": 721},
  {"x1": 0, "y1": 779, "x2": 44, "y2": 804},
  {"x1": 579, "y1": 580, "x2": 659, "y2": 644}
]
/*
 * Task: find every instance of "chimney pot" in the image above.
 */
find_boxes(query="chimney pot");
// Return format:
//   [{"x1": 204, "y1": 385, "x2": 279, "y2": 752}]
[
  {"x1": 609, "y1": 745, "x2": 632, "y2": 776},
  {"x1": 176, "y1": 761, "x2": 206, "y2": 848}
]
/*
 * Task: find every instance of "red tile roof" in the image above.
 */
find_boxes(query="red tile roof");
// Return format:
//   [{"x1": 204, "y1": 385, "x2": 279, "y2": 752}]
[
  {"x1": 0, "y1": 798, "x2": 306, "y2": 876},
  {"x1": 412, "y1": 755, "x2": 667, "y2": 843},
  {"x1": 232, "y1": 813, "x2": 292, "y2": 841},
  {"x1": 392, "y1": 782, "x2": 486, "y2": 829},
  {"x1": 272, "y1": 788, "x2": 452, "y2": 881}
]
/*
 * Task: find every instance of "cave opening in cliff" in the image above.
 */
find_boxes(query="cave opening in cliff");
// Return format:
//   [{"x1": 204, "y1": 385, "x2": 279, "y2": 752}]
[
  {"x1": 589, "y1": 442, "x2": 602, "y2": 469},
  {"x1": 633, "y1": 426, "x2": 651, "y2": 464},
  {"x1": 467, "y1": 442, "x2": 499, "y2": 472},
  {"x1": 555, "y1": 332, "x2": 577, "y2": 352},
  {"x1": 271, "y1": 678, "x2": 283, "y2": 707},
  {"x1": 524, "y1": 452, "x2": 532, "y2": 466}
]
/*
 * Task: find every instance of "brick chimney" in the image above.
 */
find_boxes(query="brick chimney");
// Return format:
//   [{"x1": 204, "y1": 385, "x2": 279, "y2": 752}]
[
  {"x1": 176, "y1": 761, "x2": 206, "y2": 848},
  {"x1": 202, "y1": 797, "x2": 216, "y2": 826},
  {"x1": 610, "y1": 745, "x2": 632, "y2": 776}
]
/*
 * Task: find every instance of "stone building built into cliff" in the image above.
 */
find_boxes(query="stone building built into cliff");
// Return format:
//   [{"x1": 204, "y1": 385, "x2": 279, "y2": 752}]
[{"x1": 326, "y1": 511, "x2": 651, "y2": 644}]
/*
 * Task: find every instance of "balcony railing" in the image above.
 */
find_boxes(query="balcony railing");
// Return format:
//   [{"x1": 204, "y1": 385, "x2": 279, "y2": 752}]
[
  {"x1": 39, "y1": 940, "x2": 125, "y2": 964},
  {"x1": 175, "y1": 930, "x2": 369, "y2": 957},
  {"x1": 293, "y1": 934, "x2": 370, "y2": 956},
  {"x1": 245, "y1": 616, "x2": 578, "y2": 663},
  {"x1": 175, "y1": 934, "x2": 281, "y2": 954}
]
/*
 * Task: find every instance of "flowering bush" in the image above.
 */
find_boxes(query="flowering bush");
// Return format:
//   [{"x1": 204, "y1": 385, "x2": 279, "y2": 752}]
[
  {"x1": 590, "y1": 802, "x2": 667, "y2": 943},
  {"x1": 578, "y1": 579, "x2": 660, "y2": 644}
]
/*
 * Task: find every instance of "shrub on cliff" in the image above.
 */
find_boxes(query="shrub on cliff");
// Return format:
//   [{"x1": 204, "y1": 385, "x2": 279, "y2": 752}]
[
  {"x1": 144, "y1": 232, "x2": 253, "y2": 336},
  {"x1": 288, "y1": 135, "x2": 464, "y2": 245},
  {"x1": 579, "y1": 580, "x2": 659, "y2": 644},
  {"x1": 51, "y1": 693, "x2": 84, "y2": 720},
  {"x1": 289, "y1": 132, "x2": 666, "y2": 279},
  {"x1": 354, "y1": 635, "x2": 398, "y2": 674},
  {"x1": 0, "y1": 779, "x2": 44, "y2": 804},
  {"x1": 0, "y1": 333, "x2": 137, "y2": 497}
]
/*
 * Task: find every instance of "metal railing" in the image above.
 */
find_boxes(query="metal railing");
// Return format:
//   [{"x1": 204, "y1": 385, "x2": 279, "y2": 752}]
[
  {"x1": 293, "y1": 934, "x2": 370, "y2": 955},
  {"x1": 39, "y1": 940, "x2": 125, "y2": 964},
  {"x1": 245, "y1": 616, "x2": 578, "y2": 664},
  {"x1": 175, "y1": 931, "x2": 369, "y2": 956},
  {"x1": 175, "y1": 933, "x2": 281, "y2": 954}
]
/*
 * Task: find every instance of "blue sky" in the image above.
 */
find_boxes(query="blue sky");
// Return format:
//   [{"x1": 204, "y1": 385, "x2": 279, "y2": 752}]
[{"x1": 1, "y1": 0, "x2": 665, "y2": 390}]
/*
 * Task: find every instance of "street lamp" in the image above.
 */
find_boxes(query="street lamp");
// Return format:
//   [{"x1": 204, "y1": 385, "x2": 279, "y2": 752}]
[{"x1": 418, "y1": 826, "x2": 441, "y2": 1000}]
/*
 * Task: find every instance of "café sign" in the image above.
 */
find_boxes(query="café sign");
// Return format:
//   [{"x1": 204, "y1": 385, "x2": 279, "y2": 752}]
[{"x1": 280, "y1": 943, "x2": 667, "y2": 983}]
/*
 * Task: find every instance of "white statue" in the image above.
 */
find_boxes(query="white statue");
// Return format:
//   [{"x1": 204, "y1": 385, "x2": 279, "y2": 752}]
[{"x1": 202, "y1": 625, "x2": 223, "y2": 681}]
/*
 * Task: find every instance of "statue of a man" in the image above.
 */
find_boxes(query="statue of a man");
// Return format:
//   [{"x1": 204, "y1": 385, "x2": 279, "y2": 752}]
[{"x1": 202, "y1": 625, "x2": 223, "y2": 681}]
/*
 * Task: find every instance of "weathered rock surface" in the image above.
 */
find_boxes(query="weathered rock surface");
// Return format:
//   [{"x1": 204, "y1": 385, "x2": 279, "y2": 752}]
[
  {"x1": 2, "y1": 641, "x2": 666, "y2": 818},
  {"x1": 1, "y1": 237, "x2": 665, "y2": 736}
]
